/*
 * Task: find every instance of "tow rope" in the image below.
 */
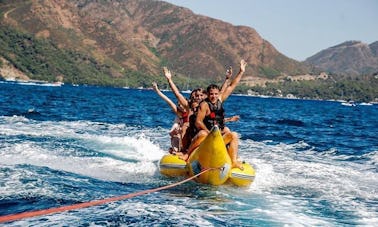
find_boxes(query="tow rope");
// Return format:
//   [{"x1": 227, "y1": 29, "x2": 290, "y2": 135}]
[{"x1": 0, "y1": 168, "x2": 216, "y2": 223}]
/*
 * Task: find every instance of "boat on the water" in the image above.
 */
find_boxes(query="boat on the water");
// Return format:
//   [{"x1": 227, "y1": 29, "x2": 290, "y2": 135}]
[
  {"x1": 159, "y1": 126, "x2": 255, "y2": 187},
  {"x1": 341, "y1": 101, "x2": 356, "y2": 107}
]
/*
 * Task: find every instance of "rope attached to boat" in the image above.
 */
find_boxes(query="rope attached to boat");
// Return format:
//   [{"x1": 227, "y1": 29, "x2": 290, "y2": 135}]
[{"x1": 0, "y1": 167, "x2": 218, "y2": 223}]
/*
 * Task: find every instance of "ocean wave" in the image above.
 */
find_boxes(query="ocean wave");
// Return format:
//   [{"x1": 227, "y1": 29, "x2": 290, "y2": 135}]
[
  {"x1": 240, "y1": 139, "x2": 378, "y2": 225},
  {"x1": 0, "y1": 118, "x2": 165, "y2": 184}
]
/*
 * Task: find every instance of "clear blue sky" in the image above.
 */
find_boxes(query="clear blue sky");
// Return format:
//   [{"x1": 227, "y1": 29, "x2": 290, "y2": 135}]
[{"x1": 163, "y1": 0, "x2": 378, "y2": 61}]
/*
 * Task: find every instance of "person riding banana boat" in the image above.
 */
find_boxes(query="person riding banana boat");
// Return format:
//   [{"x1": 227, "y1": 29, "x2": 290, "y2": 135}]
[{"x1": 184, "y1": 59, "x2": 247, "y2": 170}]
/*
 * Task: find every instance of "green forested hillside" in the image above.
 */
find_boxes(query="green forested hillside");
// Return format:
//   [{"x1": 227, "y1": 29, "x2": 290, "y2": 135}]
[{"x1": 243, "y1": 76, "x2": 378, "y2": 102}]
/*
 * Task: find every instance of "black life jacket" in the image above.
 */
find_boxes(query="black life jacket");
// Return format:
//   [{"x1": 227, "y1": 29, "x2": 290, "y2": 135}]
[
  {"x1": 187, "y1": 104, "x2": 199, "y2": 138},
  {"x1": 204, "y1": 98, "x2": 225, "y2": 130}
]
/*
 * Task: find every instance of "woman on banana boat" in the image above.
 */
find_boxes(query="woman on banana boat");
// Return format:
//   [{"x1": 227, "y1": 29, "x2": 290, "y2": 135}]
[
  {"x1": 159, "y1": 66, "x2": 218, "y2": 152},
  {"x1": 152, "y1": 59, "x2": 247, "y2": 170},
  {"x1": 152, "y1": 82, "x2": 188, "y2": 154}
]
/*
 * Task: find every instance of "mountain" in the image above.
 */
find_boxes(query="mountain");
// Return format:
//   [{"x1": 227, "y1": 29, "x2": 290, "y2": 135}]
[
  {"x1": 0, "y1": 0, "x2": 311, "y2": 87},
  {"x1": 370, "y1": 41, "x2": 378, "y2": 57},
  {"x1": 305, "y1": 41, "x2": 378, "y2": 76}
]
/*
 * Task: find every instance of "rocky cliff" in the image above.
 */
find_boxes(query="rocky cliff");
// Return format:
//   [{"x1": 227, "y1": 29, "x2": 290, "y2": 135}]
[{"x1": 0, "y1": 0, "x2": 310, "y2": 86}]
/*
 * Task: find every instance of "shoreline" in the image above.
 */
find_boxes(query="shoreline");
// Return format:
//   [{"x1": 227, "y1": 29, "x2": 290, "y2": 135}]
[{"x1": 1, "y1": 78, "x2": 376, "y2": 106}]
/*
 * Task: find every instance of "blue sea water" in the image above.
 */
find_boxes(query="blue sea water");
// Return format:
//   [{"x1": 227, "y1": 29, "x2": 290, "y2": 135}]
[{"x1": 0, "y1": 81, "x2": 377, "y2": 226}]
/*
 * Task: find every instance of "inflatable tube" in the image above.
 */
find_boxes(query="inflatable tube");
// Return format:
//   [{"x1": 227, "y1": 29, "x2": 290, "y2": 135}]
[
  {"x1": 187, "y1": 126, "x2": 232, "y2": 185},
  {"x1": 159, "y1": 154, "x2": 187, "y2": 177}
]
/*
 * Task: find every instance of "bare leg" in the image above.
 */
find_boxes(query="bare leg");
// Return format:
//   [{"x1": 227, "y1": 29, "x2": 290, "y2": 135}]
[
  {"x1": 181, "y1": 126, "x2": 191, "y2": 152},
  {"x1": 223, "y1": 131, "x2": 243, "y2": 169},
  {"x1": 222, "y1": 126, "x2": 231, "y2": 134},
  {"x1": 170, "y1": 135, "x2": 180, "y2": 153},
  {"x1": 180, "y1": 130, "x2": 209, "y2": 160}
]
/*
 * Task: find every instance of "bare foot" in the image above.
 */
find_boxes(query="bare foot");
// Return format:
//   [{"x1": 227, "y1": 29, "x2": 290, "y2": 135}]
[
  {"x1": 178, "y1": 153, "x2": 188, "y2": 161},
  {"x1": 169, "y1": 147, "x2": 180, "y2": 154},
  {"x1": 174, "y1": 151, "x2": 183, "y2": 156},
  {"x1": 232, "y1": 161, "x2": 244, "y2": 170}
]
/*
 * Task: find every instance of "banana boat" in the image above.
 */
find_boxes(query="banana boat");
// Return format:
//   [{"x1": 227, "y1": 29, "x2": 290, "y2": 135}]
[{"x1": 159, "y1": 126, "x2": 255, "y2": 187}]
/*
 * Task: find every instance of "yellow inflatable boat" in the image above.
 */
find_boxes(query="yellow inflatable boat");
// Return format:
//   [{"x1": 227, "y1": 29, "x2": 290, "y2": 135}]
[{"x1": 159, "y1": 126, "x2": 255, "y2": 187}]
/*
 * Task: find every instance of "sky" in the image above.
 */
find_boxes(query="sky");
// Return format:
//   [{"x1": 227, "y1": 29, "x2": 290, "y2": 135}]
[{"x1": 163, "y1": 0, "x2": 378, "y2": 61}]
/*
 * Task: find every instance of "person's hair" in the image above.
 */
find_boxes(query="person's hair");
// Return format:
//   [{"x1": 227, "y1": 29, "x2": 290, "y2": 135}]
[
  {"x1": 196, "y1": 88, "x2": 206, "y2": 95},
  {"x1": 206, "y1": 84, "x2": 220, "y2": 93},
  {"x1": 189, "y1": 90, "x2": 197, "y2": 100}
]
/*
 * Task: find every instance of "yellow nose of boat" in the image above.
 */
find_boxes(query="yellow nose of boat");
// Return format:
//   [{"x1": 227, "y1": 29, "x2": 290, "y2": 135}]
[{"x1": 187, "y1": 126, "x2": 232, "y2": 185}]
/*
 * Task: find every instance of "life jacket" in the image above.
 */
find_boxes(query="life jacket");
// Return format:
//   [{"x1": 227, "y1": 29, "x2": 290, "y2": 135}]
[
  {"x1": 185, "y1": 102, "x2": 199, "y2": 138},
  {"x1": 204, "y1": 98, "x2": 225, "y2": 130}
]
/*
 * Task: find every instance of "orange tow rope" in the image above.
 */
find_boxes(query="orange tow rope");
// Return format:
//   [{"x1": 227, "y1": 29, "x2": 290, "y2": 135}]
[{"x1": 0, "y1": 168, "x2": 215, "y2": 223}]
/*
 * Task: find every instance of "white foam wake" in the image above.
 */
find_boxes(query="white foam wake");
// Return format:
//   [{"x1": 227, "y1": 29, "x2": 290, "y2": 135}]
[
  {"x1": 0, "y1": 116, "x2": 166, "y2": 183},
  {"x1": 239, "y1": 139, "x2": 378, "y2": 225}
]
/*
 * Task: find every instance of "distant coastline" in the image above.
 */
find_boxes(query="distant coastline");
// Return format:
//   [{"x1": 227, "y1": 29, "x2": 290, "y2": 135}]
[
  {"x1": 1, "y1": 77, "x2": 63, "y2": 87},
  {"x1": 1, "y1": 78, "x2": 376, "y2": 107}
]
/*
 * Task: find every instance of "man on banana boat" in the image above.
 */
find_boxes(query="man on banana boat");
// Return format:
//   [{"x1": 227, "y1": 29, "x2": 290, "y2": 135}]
[{"x1": 185, "y1": 59, "x2": 247, "y2": 170}]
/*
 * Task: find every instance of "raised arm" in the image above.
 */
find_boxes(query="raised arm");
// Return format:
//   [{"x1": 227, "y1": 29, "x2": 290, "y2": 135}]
[
  {"x1": 152, "y1": 82, "x2": 178, "y2": 115},
  {"x1": 220, "y1": 66, "x2": 232, "y2": 94},
  {"x1": 163, "y1": 67, "x2": 189, "y2": 109},
  {"x1": 220, "y1": 59, "x2": 247, "y2": 102}
]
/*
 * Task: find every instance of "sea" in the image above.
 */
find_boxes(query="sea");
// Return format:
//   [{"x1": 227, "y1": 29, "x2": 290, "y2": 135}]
[{"x1": 0, "y1": 81, "x2": 377, "y2": 226}]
